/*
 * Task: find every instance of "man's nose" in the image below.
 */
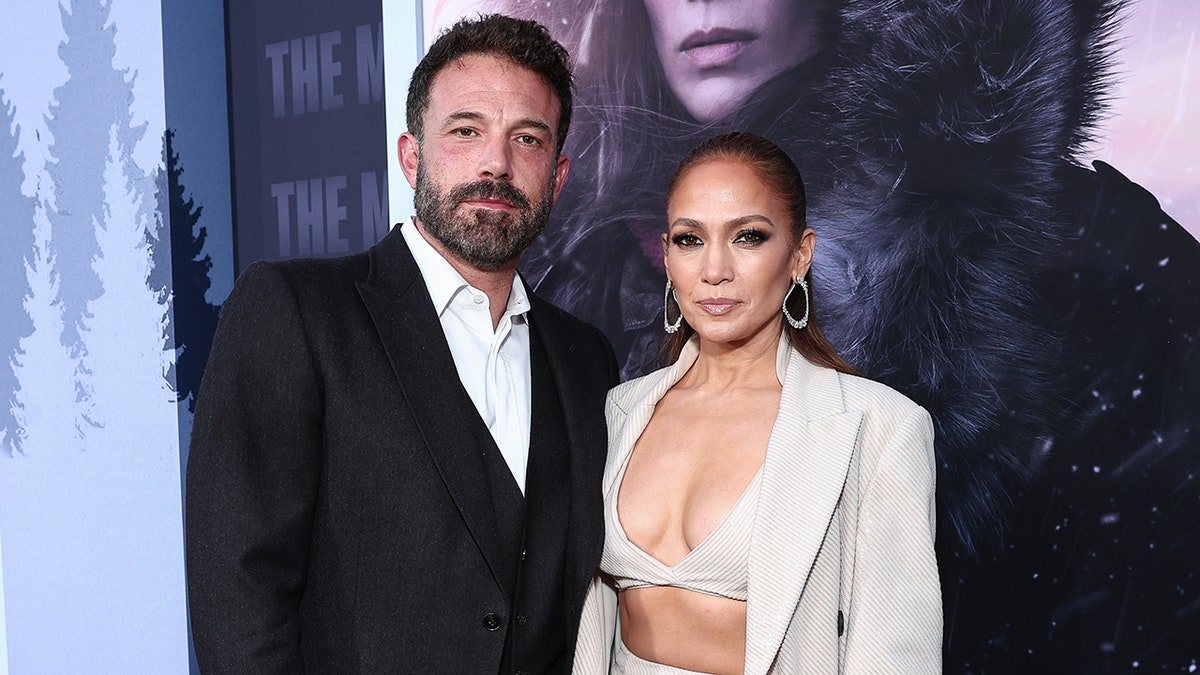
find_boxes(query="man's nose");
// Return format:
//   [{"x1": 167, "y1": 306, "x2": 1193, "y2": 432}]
[{"x1": 478, "y1": 135, "x2": 513, "y2": 180}]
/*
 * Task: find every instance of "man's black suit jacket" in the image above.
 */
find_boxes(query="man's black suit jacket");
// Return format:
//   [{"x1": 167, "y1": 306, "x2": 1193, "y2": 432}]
[{"x1": 185, "y1": 224, "x2": 618, "y2": 672}]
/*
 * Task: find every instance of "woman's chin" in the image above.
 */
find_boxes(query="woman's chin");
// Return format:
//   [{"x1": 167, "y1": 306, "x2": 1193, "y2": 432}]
[
  {"x1": 690, "y1": 318, "x2": 782, "y2": 350},
  {"x1": 673, "y1": 82, "x2": 751, "y2": 123}
]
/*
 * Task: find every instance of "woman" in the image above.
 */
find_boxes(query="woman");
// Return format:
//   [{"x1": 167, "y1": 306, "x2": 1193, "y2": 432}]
[
  {"x1": 573, "y1": 133, "x2": 942, "y2": 673},
  {"x1": 479, "y1": 0, "x2": 1200, "y2": 669}
]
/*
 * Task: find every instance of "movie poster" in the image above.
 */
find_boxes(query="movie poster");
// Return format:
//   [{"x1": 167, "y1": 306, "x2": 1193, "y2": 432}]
[
  {"x1": 226, "y1": 0, "x2": 389, "y2": 269},
  {"x1": 390, "y1": 0, "x2": 1199, "y2": 670}
]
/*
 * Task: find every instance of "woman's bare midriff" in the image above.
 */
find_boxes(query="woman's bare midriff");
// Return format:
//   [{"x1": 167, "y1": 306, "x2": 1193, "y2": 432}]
[{"x1": 620, "y1": 585, "x2": 747, "y2": 674}]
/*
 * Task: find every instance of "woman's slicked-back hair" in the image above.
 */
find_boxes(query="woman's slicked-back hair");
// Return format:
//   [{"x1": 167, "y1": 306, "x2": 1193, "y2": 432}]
[
  {"x1": 664, "y1": 132, "x2": 858, "y2": 375},
  {"x1": 406, "y1": 14, "x2": 574, "y2": 154},
  {"x1": 669, "y1": 131, "x2": 809, "y2": 237}
]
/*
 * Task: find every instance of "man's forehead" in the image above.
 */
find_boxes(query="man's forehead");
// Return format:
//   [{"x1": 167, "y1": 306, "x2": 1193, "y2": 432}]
[
  {"x1": 425, "y1": 54, "x2": 561, "y2": 125},
  {"x1": 430, "y1": 53, "x2": 557, "y2": 99}
]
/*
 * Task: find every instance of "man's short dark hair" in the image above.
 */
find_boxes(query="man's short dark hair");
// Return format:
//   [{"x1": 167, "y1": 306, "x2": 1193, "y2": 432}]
[{"x1": 406, "y1": 14, "x2": 574, "y2": 155}]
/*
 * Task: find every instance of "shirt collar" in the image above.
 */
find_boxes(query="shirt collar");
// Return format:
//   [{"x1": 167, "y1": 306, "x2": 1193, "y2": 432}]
[{"x1": 400, "y1": 217, "x2": 531, "y2": 319}]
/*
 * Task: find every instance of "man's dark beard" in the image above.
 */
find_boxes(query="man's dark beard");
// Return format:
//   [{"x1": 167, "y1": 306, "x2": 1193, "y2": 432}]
[{"x1": 414, "y1": 164, "x2": 555, "y2": 271}]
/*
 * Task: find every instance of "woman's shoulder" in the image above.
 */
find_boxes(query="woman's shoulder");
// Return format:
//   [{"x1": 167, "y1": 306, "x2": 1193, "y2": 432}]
[
  {"x1": 797, "y1": 363, "x2": 936, "y2": 473},
  {"x1": 837, "y1": 371, "x2": 922, "y2": 413},
  {"x1": 792, "y1": 355, "x2": 927, "y2": 427},
  {"x1": 828, "y1": 370, "x2": 935, "y2": 453}
]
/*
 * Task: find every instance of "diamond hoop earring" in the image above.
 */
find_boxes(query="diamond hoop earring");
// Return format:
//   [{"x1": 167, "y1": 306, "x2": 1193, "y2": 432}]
[
  {"x1": 782, "y1": 276, "x2": 810, "y2": 330},
  {"x1": 664, "y1": 280, "x2": 683, "y2": 333}
]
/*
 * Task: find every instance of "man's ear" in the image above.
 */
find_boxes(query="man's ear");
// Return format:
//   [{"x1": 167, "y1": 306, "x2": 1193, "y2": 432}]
[
  {"x1": 550, "y1": 154, "x2": 571, "y2": 205},
  {"x1": 398, "y1": 132, "x2": 420, "y2": 189}
]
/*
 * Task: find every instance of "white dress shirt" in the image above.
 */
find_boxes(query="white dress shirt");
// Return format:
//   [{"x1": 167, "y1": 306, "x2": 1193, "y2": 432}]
[{"x1": 401, "y1": 219, "x2": 532, "y2": 493}]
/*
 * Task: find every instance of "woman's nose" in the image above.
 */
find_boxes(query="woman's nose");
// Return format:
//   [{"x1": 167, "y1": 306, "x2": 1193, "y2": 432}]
[{"x1": 700, "y1": 246, "x2": 733, "y2": 284}]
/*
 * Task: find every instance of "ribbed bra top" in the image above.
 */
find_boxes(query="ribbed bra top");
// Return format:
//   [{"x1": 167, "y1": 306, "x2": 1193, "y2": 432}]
[{"x1": 600, "y1": 451, "x2": 762, "y2": 602}]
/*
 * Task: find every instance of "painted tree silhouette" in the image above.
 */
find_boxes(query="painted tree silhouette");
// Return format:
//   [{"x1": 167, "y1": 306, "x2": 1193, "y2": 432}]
[
  {"x1": 88, "y1": 124, "x2": 172, "y2": 430},
  {"x1": 153, "y1": 129, "x2": 219, "y2": 412},
  {"x1": 45, "y1": 0, "x2": 145, "y2": 356},
  {"x1": 44, "y1": 0, "x2": 148, "y2": 434},
  {"x1": 0, "y1": 83, "x2": 36, "y2": 455}
]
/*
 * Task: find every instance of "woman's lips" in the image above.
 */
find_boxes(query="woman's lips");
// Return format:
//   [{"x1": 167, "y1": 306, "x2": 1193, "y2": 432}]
[
  {"x1": 698, "y1": 298, "x2": 740, "y2": 315},
  {"x1": 680, "y1": 28, "x2": 756, "y2": 69}
]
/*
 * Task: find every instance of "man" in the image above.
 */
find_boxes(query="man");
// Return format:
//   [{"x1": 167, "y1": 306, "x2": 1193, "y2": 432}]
[{"x1": 186, "y1": 15, "x2": 617, "y2": 673}]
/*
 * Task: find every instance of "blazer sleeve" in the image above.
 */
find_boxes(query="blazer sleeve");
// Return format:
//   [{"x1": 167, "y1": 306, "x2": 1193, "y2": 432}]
[
  {"x1": 843, "y1": 405, "x2": 943, "y2": 673},
  {"x1": 572, "y1": 572, "x2": 619, "y2": 673},
  {"x1": 185, "y1": 262, "x2": 322, "y2": 674},
  {"x1": 572, "y1": 387, "x2": 628, "y2": 673}
]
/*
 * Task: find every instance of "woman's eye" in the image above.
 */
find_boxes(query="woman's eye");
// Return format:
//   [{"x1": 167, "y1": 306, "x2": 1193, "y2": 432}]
[
  {"x1": 734, "y1": 229, "x2": 768, "y2": 244},
  {"x1": 671, "y1": 233, "x2": 702, "y2": 247}
]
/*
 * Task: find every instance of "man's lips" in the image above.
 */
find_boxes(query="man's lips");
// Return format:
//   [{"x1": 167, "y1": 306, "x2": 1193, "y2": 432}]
[
  {"x1": 698, "y1": 298, "x2": 740, "y2": 315},
  {"x1": 680, "y1": 28, "x2": 756, "y2": 69},
  {"x1": 461, "y1": 198, "x2": 515, "y2": 210},
  {"x1": 448, "y1": 179, "x2": 530, "y2": 211}
]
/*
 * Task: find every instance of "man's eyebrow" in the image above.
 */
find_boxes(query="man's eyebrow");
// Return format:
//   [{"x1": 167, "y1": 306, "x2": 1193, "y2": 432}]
[
  {"x1": 514, "y1": 118, "x2": 552, "y2": 136},
  {"x1": 441, "y1": 111, "x2": 486, "y2": 127},
  {"x1": 440, "y1": 111, "x2": 553, "y2": 136}
]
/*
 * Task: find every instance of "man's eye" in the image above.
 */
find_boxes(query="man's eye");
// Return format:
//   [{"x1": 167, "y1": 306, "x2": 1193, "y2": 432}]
[
  {"x1": 452, "y1": 128, "x2": 478, "y2": 137},
  {"x1": 516, "y1": 134, "x2": 542, "y2": 146}
]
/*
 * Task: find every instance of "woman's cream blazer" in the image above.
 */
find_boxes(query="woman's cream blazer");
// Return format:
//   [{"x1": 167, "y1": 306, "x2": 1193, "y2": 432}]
[{"x1": 573, "y1": 337, "x2": 942, "y2": 674}]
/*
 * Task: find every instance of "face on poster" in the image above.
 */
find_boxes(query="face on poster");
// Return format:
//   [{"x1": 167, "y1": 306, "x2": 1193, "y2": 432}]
[{"x1": 395, "y1": 0, "x2": 1196, "y2": 238}]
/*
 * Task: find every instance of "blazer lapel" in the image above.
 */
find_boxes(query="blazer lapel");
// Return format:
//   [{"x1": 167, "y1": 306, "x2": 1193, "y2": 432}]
[
  {"x1": 602, "y1": 355, "x2": 689, "y2": 499},
  {"x1": 354, "y1": 224, "x2": 511, "y2": 596},
  {"x1": 744, "y1": 348, "x2": 863, "y2": 675}
]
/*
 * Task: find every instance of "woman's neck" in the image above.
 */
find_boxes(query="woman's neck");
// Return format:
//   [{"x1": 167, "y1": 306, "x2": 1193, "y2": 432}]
[{"x1": 683, "y1": 330, "x2": 783, "y2": 392}]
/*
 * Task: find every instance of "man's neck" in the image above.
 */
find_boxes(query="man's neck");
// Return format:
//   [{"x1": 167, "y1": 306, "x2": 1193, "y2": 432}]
[{"x1": 414, "y1": 219, "x2": 518, "y2": 330}]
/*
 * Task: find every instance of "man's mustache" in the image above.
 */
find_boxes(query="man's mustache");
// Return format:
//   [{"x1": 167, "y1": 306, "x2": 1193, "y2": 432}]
[{"x1": 449, "y1": 180, "x2": 531, "y2": 210}]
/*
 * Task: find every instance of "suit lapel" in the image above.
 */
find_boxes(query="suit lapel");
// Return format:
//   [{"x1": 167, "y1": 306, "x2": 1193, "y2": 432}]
[
  {"x1": 354, "y1": 224, "x2": 511, "y2": 596},
  {"x1": 529, "y1": 295, "x2": 613, "y2": 617},
  {"x1": 744, "y1": 349, "x2": 863, "y2": 675}
]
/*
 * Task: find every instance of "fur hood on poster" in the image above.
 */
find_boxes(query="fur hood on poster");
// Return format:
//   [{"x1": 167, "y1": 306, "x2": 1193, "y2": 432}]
[
  {"x1": 518, "y1": 0, "x2": 1126, "y2": 555},
  {"x1": 771, "y1": 0, "x2": 1124, "y2": 554}
]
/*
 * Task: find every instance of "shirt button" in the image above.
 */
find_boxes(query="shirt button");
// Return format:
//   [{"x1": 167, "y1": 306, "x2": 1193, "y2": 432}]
[
  {"x1": 482, "y1": 612, "x2": 502, "y2": 631},
  {"x1": 516, "y1": 614, "x2": 527, "y2": 626},
  {"x1": 520, "y1": 548, "x2": 527, "y2": 561},
  {"x1": 473, "y1": 294, "x2": 485, "y2": 304}
]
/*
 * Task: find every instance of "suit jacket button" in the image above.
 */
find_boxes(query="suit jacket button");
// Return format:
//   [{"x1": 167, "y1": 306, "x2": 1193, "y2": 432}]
[
  {"x1": 482, "y1": 612, "x2": 502, "y2": 631},
  {"x1": 516, "y1": 614, "x2": 527, "y2": 626}
]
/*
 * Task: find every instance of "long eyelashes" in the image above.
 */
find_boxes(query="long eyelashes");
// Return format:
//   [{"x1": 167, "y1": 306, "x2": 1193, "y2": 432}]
[
  {"x1": 734, "y1": 228, "x2": 770, "y2": 244},
  {"x1": 671, "y1": 229, "x2": 770, "y2": 247}
]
